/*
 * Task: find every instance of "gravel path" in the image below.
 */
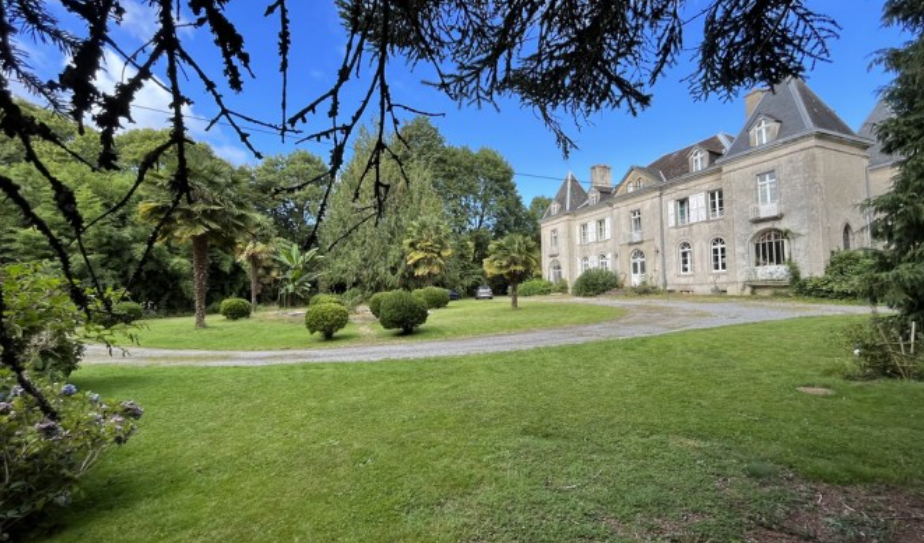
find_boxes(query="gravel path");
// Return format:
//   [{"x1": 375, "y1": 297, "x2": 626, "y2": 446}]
[{"x1": 83, "y1": 298, "x2": 871, "y2": 367}]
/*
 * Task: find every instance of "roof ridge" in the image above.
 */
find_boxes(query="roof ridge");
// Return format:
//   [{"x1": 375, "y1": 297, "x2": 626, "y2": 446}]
[{"x1": 788, "y1": 79, "x2": 813, "y2": 129}]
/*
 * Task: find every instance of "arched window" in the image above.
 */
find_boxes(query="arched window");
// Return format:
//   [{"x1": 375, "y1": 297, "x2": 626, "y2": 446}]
[
  {"x1": 843, "y1": 224, "x2": 853, "y2": 250},
  {"x1": 754, "y1": 229, "x2": 786, "y2": 266},
  {"x1": 711, "y1": 238, "x2": 727, "y2": 272},
  {"x1": 630, "y1": 249, "x2": 646, "y2": 286},
  {"x1": 549, "y1": 260, "x2": 562, "y2": 282},
  {"x1": 581, "y1": 256, "x2": 590, "y2": 273},
  {"x1": 679, "y1": 242, "x2": 693, "y2": 274},
  {"x1": 598, "y1": 253, "x2": 610, "y2": 271},
  {"x1": 691, "y1": 149, "x2": 705, "y2": 172}
]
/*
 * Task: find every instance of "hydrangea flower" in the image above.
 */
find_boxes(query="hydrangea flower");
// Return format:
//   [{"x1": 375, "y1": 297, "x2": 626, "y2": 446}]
[
  {"x1": 35, "y1": 419, "x2": 61, "y2": 438},
  {"x1": 120, "y1": 400, "x2": 144, "y2": 420},
  {"x1": 61, "y1": 384, "x2": 78, "y2": 396},
  {"x1": 89, "y1": 393, "x2": 101, "y2": 404}
]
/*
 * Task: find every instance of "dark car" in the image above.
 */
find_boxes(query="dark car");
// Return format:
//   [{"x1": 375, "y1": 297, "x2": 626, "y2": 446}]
[
  {"x1": 474, "y1": 286, "x2": 493, "y2": 300},
  {"x1": 448, "y1": 289, "x2": 461, "y2": 301}
]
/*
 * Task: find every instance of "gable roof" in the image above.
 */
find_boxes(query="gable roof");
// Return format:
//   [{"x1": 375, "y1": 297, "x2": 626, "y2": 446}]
[
  {"x1": 543, "y1": 172, "x2": 587, "y2": 219},
  {"x1": 723, "y1": 78, "x2": 857, "y2": 160},
  {"x1": 858, "y1": 100, "x2": 896, "y2": 168},
  {"x1": 645, "y1": 134, "x2": 730, "y2": 182}
]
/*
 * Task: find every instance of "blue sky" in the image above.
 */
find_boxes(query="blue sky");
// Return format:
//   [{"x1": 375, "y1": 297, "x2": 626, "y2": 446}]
[{"x1": 16, "y1": 1, "x2": 905, "y2": 204}]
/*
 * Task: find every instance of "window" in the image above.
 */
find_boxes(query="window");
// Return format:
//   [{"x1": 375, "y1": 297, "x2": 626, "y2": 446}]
[
  {"x1": 757, "y1": 171, "x2": 778, "y2": 206},
  {"x1": 588, "y1": 191, "x2": 599, "y2": 205},
  {"x1": 581, "y1": 256, "x2": 590, "y2": 273},
  {"x1": 550, "y1": 202, "x2": 560, "y2": 215},
  {"x1": 598, "y1": 254, "x2": 610, "y2": 271},
  {"x1": 679, "y1": 242, "x2": 693, "y2": 274},
  {"x1": 843, "y1": 224, "x2": 853, "y2": 250},
  {"x1": 630, "y1": 250, "x2": 646, "y2": 285},
  {"x1": 627, "y1": 179, "x2": 644, "y2": 193},
  {"x1": 580, "y1": 223, "x2": 589, "y2": 245},
  {"x1": 709, "y1": 189, "x2": 724, "y2": 219},
  {"x1": 754, "y1": 118, "x2": 772, "y2": 145},
  {"x1": 677, "y1": 198, "x2": 690, "y2": 225},
  {"x1": 630, "y1": 210, "x2": 642, "y2": 233},
  {"x1": 596, "y1": 218, "x2": 610, "y2": 240},
  {"x1": 549, "y1": 260, "x2": 562, "y2": 282},
  {"x1": 550, "y1": 229, "x2": 559, "y2": 251},
  {"x1": 711, "y1": 238, "x2": 727, "y2": 272},
  {"x1": 754, "y1": 229, "x2": 786, "y2": 266},
  {"x1": 691, "y1": 149, "x2": 705, "y2": 172}
]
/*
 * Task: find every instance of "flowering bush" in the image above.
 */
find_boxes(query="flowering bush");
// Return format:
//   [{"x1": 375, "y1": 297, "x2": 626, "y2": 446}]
[
  {"x1": 305, "y1": 303, "x2": 350, "y2": 340},
  {"x1": 219, "y1": 298, "x2": 252, "y2": 320},
  {"x1": 0, "y1": 369, "x2": 143, "y2": 539}
]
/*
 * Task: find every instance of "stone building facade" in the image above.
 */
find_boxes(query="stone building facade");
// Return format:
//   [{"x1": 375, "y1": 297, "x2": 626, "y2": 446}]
[{"x1": 540, "y1": 79, "x2": 894, "y2": 295}]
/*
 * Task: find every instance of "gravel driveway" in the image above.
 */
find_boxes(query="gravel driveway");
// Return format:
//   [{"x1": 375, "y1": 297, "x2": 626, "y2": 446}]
[{"x1": 82, "y1": 297, "x2": 873, "y2": 367}]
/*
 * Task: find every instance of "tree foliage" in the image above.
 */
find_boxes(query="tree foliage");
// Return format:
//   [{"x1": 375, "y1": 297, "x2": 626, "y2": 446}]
[{"x1": 483, "y1": 233, "x2": 540, "y2": 309}]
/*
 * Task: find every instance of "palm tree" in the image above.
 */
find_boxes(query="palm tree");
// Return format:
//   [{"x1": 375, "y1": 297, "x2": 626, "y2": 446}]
[
  {"x1": 483, "y1": 233, "x2": 540, "y2": 309},
  {"x1": 139, "y1": 153, "x2": 256, "y2": 328},
  {"x1": 235, "y1": 217, "x2": 277, "y2": 308},
  {"x1": 274, "y1": 242, "x2": 323, "y2": 308},
  {"x1": 403, "y1": 215, "x2": 453, "y2": 286}
]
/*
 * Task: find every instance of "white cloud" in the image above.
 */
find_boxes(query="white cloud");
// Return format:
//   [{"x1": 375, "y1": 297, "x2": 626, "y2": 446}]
[
  {"x1": 118, "y1": 0, "x2": 194, "y2": 42},
  {"x1": 211, "y1": 143, "x2": 251, "y2": 166}
]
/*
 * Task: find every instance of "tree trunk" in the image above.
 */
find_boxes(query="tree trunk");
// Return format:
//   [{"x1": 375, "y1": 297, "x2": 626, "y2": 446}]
[
  {"x1": 249, "y1": 254, "x2": 260, "y2": 308},
  {"x1": 192, "y1": 235, "x2": 209, "y2": 329},
  {"x1": 511, "y1": 281, "x2": 519, "y2": 309}
]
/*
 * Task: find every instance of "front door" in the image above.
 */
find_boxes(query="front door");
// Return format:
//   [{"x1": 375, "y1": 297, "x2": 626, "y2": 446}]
[{"x1": 630, "y1": 250, "x2": 646, "y2": 286}]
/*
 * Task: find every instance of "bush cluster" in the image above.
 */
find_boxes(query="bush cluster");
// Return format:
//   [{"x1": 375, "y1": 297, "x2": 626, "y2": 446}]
[
  {"x1": 793, "y1": 250, "x2": 875, "y2": 300},
  {"x1": 413, "y1": 287, "x2": 450, "y2": 309},
  {"x1": 309, "y1": 294, "x2": 344, "y2": 307},
  {"x1": 305, "y1": 302, "x2": 350, "y2": 340},
  {"x1": 206, "y1": 301, "x2": 223, "y2": 315},
  {"x1": 378, "y1": 291, "x2": 428, "y2": 334},
  {"x1": 843, "y1": 316, "x2": 923, "y2": 380},
  {"x1": 219, "y1": 298, "x2": 252, "y2": 320},
  {"x1": 113, "y1": 301, "x2": 144, "y2": 323},
  {"x1": 518, "y1": 279, "x2": 553, "y2": 297},
  {"x1": 0, "y1": 370, "x2": 142, "y2": 539},
  {"x1": 572, "y1": 269, "x2": 622, "y2": 297}
]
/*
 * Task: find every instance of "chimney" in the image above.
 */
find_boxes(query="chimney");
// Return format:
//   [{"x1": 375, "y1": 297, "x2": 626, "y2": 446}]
[
  {"x1": 745, "y1": 88, "x2": 767, "y2": 120},
  {"x1": 590, "y1": 164, "x2": 612, "y2": 189}
]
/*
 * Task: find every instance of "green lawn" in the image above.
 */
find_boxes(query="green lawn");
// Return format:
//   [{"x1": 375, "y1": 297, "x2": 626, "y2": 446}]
[
  {"x1": 127, "y1": 298, "x2": 624, "y2": 350},
  {"x1": 29, "y1": 316, "x2": 924, "y2": 542}
]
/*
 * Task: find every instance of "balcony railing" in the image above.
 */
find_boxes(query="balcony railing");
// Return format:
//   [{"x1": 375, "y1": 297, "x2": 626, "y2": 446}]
[
  {"x1": 749, "y1": 202, "x2": 782, "y2": 221},
  {"x1": 745, "y1": 265, "x2": 791, "y2": 283},
  {"x1": 626, "y1": 230, "x2": 643, "y2": 244}
]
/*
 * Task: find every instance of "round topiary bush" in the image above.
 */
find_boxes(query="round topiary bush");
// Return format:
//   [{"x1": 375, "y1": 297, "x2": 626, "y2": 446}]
[
  {"x1": 379, "y1": 290, "x2": 428, "y2": 334},
  {"x1": 368, "y1": 290, "x2": 399, "y2": 318},
  {"x1": 518, "y1": 279, "x2": 553, "y2": 297},
  {"x1": 305, "y1": 302, "x2": 349, "y2": 340},
  {"x1": 113, "y1": 301, "x2": 144, "y2": 323},
  {"x1": 309, "y1": 293, "x2": 344, "y2": 307},
  {"x1": 412, "y1": 287, "x2": 450, "y2": 309},
  {"x1": 219, "y1": 298, "x2": 252, "y2": 320},
  {"x1": 572, "y1": 269, "x2": 621, "y2": 297}
]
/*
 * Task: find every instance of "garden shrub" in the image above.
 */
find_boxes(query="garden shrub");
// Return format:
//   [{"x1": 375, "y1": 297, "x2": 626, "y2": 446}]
[
  {"x1": 842, "y1": 316, "x2": 923, "y2": 380},
  {"x1": 305, "y1": 303, "x2": 350, "y2": 340},
  {"x1": 113, "y1": 301, "x2": 144, "y2": 324},
  {"x1": 206, "y1": 301, "x2": 222, "y2": 315},
  {"x1": 379, "y1": 291, "x2": 428, "y2": 334},
  {"x1": 219, "y1": 298, "x2": 252, "y2": 320},
  {"x1": 794, "y1": 250, "x2": 875, "y2": 299},
  {"x1": 518, "y1": 279, "x2": 554, "y2": 297},
  {"x1": 369, "y1": 290, "x2": 400, "y2": 318},
  {"x1": 412, "y1": 287, "x2": 450, "y2": 309},
  {"x1": 628, "y1": 282, "x2": 661, "y2": 296},
  {"x1": 340, "y1": 288, "x2": 365, "y2": 311},
  {"x1": 309, "y1": 293, "x2": 344, "y2": 307},
  {"x1": 572, "y1": 269, "x2": 622, "y2": 297},
  {"x1": 552, "y1": 279, "x2": 569, "y2": 294},
  {"x1": 0, "y1": 369, "x2": 143, "y2": 540}
]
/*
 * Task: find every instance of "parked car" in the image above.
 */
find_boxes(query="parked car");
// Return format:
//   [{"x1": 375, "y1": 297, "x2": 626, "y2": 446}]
[
  {"x1": 474, "y1": 286, "x2": 493, "y2": 300},
  {"x1": 448, "y1": 289, "x2": 461, "y2": 301}
]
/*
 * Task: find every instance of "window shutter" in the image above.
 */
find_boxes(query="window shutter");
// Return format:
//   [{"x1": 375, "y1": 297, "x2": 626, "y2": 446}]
[
  {"x1": 589, "y1": 255, "x2": 597, "y2": 268},
  {"x1": 604, "y1": 218, "x2": 611, "y2": 240},
  {"x1": 667, "y1": 200, "x2": 675, "y2": 227},
  {"x1": 691, "y1": 192, "x2": 707, "y2": 222},
  {"x1": 589, "y1": 222, "x2": 597, "y2": 243}
]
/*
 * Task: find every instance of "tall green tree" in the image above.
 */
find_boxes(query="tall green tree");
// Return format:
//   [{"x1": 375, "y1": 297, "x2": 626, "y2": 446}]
[
  {"x1": 139, "y1": 147, "x2": 256, "y2": 328},
  {"x1": 403, "y1": 216, "x2": 453, "y2": 285},
  {"x1": 483, "y1": 233, "x2": 540, "y2": 309},
  {"x1": 251, "y1": 150, "x2": 328, "y2": 244},
  {"x1": 865, "y1": 0, "x2": 924, "y2": 325},
  {"x1": 235, "y1": 217, "x2": 278, "y2": 308}
]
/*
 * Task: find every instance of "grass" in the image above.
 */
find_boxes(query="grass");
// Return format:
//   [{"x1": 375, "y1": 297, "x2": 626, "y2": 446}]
[
  {"x1": 28, "y1": 316, "x2": 924, "y2": 542},
  {"x1": 127, "y1": 298, "x2": 624, "y2": 350}
]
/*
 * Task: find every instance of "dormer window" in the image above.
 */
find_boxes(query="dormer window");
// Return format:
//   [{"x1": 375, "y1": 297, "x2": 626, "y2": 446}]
[
  {"x1": 750, "y1": 117, "x2": 779, "y2": 147},
  {"x1": 690, "y1": 149, "x2": 706, "y2": 172},
  {"x1": 627, "y1": 179, "x2": 644, "y2": 193},
  {"x1": 550, "y1": 202, "x2": 561, "y2": 215},
  {"x1": 588, "y1": 190, "x2": 599, "y2": 205}
]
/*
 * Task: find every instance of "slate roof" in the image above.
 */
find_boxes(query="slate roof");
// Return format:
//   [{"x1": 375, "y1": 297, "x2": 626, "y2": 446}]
[
  {"x1": 723, "y1": 78, "x2": 857, "y2": 160},
  {"x1": 858, "y1": 100, "x2": 896, "y2": 168},
  {"x1": 645, "y1": 134, "x2": 731, "y2": 182},
  {"x1": 542, "y1": 172, "x2": 587, "y2": 219}
]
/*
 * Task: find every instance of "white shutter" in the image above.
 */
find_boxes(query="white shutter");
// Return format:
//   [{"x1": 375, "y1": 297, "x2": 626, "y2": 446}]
[
  {"x1": 667, "y1": 200, "x2": 676, "y2": 227},
  {"x1": 604, "y1": 218, "x2": 611, "y2": 240},
  {"x1": 589, "y1": 255, "x2": 597, "y2": 268},
  {"x1": 691, "y1": 192, "x2": 707, "y2": 223},
  {"x1": 588, "y1": 222, "x2": 597, "y2": 243}
]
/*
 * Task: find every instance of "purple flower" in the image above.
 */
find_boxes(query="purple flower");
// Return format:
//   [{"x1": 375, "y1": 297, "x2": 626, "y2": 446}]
[
  {"x1": 61, "y1": 384, "x2": 78, "y2": 396},
  {"x1": 120, "y1": 400, "x2": 144, "y2": 420},
  {"x1": 89, "y1": 393, "x2": 101, "y2": 404}
]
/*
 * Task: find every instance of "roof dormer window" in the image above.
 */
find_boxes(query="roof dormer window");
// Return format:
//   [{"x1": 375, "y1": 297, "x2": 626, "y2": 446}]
[
  {"x1": 588, "y1": 190, "x2": 599, "y2": 205},
  {"x1": 690, "y1": 149, "x2": 706, "y2": 172},
  {"x1": 750, "y1": 117, "x2": 779, "y2": 147},
  {"x1": 550, "y1": 202, "x2": 561, "y2": 215}
]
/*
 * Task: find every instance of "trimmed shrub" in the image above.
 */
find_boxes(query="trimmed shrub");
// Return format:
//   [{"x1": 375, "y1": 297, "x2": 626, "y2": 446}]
[
  {"x1": 379, "y1": 291, "x2": 428, "y2": 334},
  {"x1": 305, "y1": 303, "x2": 350, "y2": 340},
  {"x1": 0, "y1": 369, "x2": 142, "y2": 539},
  {"x1": 113, "y1": 301, "x2": 144, "y2": 324},
  {"x1": 572, "y1": 269, "x2": 622, "y2": 297},
  {"x1": 219, "y1": 298, "x2": 252, "y2": 320},
  {"x1": 309, "y1": 293, "x2": 344, "y2": 307},
  {"x1": 412, "y1": 287, "x2": 450, "y2": 309},
  {"x1": 519, "y1": 279, "x2": 554, "y2": 297},
  {"x1": 794, "y1": 250, "x2": 875, "y2": 300},
  {"x1": 552, "y1": 279, "x2": 569, "y2": 294},
  {"x1": 369, "y1": 290, "x2": 399, "y2": 318}
]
